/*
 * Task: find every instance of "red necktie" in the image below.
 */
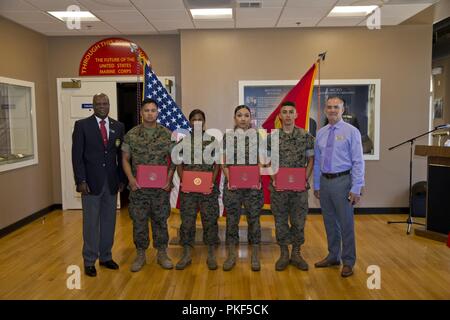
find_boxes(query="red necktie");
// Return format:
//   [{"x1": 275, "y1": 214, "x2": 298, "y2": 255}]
[{"x1": 100, "y1": 120, "x2": 108, "y2": 147}]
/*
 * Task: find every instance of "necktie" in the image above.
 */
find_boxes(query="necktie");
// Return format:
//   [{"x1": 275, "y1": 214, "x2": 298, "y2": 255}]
[
  {"x1": 323, "y1": 126, "x2": 336, "y2": 173},
  {"x1": 100, "y1": 120, "x2": 108, "y2": 147}
]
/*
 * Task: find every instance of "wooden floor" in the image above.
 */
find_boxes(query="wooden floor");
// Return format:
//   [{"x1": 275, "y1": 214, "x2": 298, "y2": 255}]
[{"x1": 0, "y1": 209, "x2": 449, "y2": 300}]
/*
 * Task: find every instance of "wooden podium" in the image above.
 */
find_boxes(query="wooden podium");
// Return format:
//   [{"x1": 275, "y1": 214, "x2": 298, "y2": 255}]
[{"x1": 414, "y1": 145, "x2": 450, "y2": 242}]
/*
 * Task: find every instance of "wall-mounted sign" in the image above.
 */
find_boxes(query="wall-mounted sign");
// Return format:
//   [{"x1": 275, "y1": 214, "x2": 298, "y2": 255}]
[
  {"x1": 81, "y1": 103, "x2": 93, "y2": 109},
  {"x1": 79, "y1": 37, "x2": 149, "y2": 76}
]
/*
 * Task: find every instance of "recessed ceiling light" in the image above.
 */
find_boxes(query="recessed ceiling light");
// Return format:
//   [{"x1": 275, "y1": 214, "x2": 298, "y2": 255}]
[
  {"x1": 328, "y1": 6, "x2": 378, "y2": 17},
  {"x1": 47, "y1": 11, "x2": 100, "y2": 22},
  {"x1": 190, "y1": 8, "x2": 233, "y2": 20}
]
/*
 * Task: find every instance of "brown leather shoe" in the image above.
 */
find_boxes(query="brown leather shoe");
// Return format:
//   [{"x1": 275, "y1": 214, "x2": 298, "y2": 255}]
[
  {"x1": 341, "y1": 265, "x2": 354, "y2": 277},
  {"x1": 314, "y1": 258, "x2": 341, "y2": 268}
]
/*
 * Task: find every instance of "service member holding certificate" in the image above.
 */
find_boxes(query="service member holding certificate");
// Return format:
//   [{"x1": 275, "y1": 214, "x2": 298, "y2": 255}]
[
  {"x1": 269, "y1": 101, "x2": 314, "y2": 272},
  {"x1": 176, "y1": 109, "x2": 220, "y2": 270},
  {"x1": 122, "y1": 98, "x2": 175, "y2": 272},
  {"x1": 222, "y1": 105, "x2": 264, "y2": 272}
]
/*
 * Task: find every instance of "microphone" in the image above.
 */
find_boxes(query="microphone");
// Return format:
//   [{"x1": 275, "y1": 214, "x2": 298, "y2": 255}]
[
  {"x1": 435, "y1": 124, "x2": 450, "y2": 129},
  {"x1": 432, "y1": 131, "x2": 449, "y2": 137}
]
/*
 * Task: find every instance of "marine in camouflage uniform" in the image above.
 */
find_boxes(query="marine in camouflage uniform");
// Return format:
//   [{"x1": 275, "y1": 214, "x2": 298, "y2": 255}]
[
  {"x1": 176, "y1": 132, "x2": 220, "y2": 270},
  {"x1": 122, "y1": 123, "x2": 175, "y2": 270},
  {"x1": 269, "y1": 126, "x2": 314, "y2": 271},
  {"x1": 222, "y1": 130, "x2": 264, "y2": 272}
]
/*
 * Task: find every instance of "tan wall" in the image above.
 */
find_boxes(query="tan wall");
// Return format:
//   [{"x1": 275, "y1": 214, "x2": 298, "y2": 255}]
[
  {"x1": 0, "y1": 17, "x2": 52, "y2": 229},
  {"x1": 180, "y1": 26, "x2": 432, "y2": 208},
  {"x1": 47, "y1": 35, "x2": 181, "y2": 202}
]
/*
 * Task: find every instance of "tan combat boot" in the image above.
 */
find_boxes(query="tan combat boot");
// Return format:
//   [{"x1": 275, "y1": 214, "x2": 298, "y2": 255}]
[
  {"x1": 157, "y1": 248, "x2": 173, "y2": 270},
  {"x1": 275, "y1": 245, "x2": 290, "y2": 271},
  {"x1": 206, "y1": 245, "x2": 218, "y2": 270},
  {"x1": 175, "y1": 246, "x2": 192, "y2": 270},
  {"x1": 251, "y1": 245, "x2": 260, "y2": 271},
  {"x1": 223, "y1": 245, "x2": 237, "y2": 271},
  {"x1": 130, "y1": 249, "x2": 146, "y2": 272},
  {"x1": 290, "y1": 244, "x2": 309, "y2": 271}
]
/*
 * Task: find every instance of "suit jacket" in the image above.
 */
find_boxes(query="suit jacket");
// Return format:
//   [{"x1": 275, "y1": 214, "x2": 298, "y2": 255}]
[{"x1": 72, "y1": 115, "x2": 127, "y2": 195}]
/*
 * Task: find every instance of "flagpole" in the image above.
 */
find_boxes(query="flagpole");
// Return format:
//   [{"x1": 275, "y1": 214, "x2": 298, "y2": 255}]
[{"x1": 317, "y1": 52, "x2": 326, "y2": 130}]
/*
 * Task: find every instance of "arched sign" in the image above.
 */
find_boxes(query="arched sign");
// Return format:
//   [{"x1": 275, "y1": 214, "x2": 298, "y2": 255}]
[{"x1": 79, "y1": 37, "x2": 149, "y2": 76}]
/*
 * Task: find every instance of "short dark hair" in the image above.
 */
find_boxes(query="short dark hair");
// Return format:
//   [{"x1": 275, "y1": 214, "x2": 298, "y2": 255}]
[
  {"x1": 142, "y1": 98, "x2": 158, "y2": 108},
  {"x1": 189, "y1": 109, "x2": 206, "y2": 121},
  {"x1": 327, "y1": 96, "x2": 346, "y2": 106},
  {"x1": 234, "y1": 104, "x2": 251, "y2": 116},
  {"x1": 280, "y1": 101, "x2": 296, "y2": 110},
  {"x1": 93, "y1": 93, "x2": 109, "y2": 104}
]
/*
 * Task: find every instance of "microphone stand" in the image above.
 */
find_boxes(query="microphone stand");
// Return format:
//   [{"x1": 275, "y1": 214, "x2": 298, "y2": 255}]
[
  {"x1": 387, "y1": 125, "x2": 449, "y2": 234},
  {"x1": 387, "y1": 126, "x2": 448, "y2": 234}
]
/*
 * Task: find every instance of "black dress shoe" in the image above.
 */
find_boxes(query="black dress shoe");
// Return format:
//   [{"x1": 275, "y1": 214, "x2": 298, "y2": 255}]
[
  {"x1": 99, "y1": 260, "x2": 119, "y2": 270},
  {"x1": 314, "y1": 258, "x2": 341, "y2": 268},
  {"x1": 84, "y1": 266, "x2": 97, "y2": 277},
  {"x1": 341, "y1": 265, "x2": 354, "y2": 278}
]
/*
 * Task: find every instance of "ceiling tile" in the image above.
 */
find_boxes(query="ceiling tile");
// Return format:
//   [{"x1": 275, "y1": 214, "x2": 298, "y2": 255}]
[
  {"x1": 131, "y1": 0, "x2": 186, "y2": 10},
  {"x1": 24, "y1": 21, "x2": 77, "y2": 32},
  {"x1": 108, "y1": 21, "x2": 155, "y2": 30},
  {"x1": 0, "y1": 10, "x2": 60, "y2": 23},
  {"x1": 0, "y1": 0, "x2": 36, "y2": 11},
  {"x1": 152, "y1": 19, "x2": 194, "y2": 31},
  {"x1": 277, "y1": 17, "x2": 321, "y2": 27},
  {"x1": 93, "y1": 9, "x2": 146, "y2": 22},
  {"x1": 257, "y1": 0, "x2": 286, "y2": 7},
  {"x1": 77, "y1": 0, "x2": 134, "y2": 11},
  {"x1": 77, "y1": 21, "x2": 119, "y2": 32},
  {"x1": 281, "y1": 6, "x2": 332, "y2": 19},
  {"x1": 236, "y1": 7, "x2": 282, "y2": 20},
  {"x1": 25, "y1": 0, "x2": 86, "y2": 11},
  {"x1": 286, "y1": 0, "x2": 336, "y2": 8},
  {"x1": 141, "y1": 9, "x2": 190, "y2": 20}
]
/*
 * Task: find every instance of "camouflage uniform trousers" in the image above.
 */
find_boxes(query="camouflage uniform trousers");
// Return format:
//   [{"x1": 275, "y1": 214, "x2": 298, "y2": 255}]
[
  {"x1": 179, "y1": 188, "x2": 220, "y2": 247},
  {"x1": 223, "y1": 188, "x2": 264, "y2": 245},
  {"x1": 128, "y1": 188, "x2": 171, "y2": 250},
  {"x1": 270, "y1": 190, "x2": 308, "y2": 246}
]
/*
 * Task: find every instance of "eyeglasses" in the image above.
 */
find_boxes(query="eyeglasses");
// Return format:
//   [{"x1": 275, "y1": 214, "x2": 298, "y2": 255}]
[{"x1": 326, "y1": 105, "x2": 342, "y2": 108}]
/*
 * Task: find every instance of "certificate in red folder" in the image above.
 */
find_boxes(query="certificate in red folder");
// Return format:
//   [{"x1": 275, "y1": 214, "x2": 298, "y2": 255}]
[
  {"x1": 275, "y1": 167, "x2": 306, "y2": 191},
  {"x1": 181, "y1": 171, "x2": 213, "y2": 193},
  {"x1": 228, "y1": 165, "x2": 260, "y2": 189},
  {"x1": 136, "y1": 165, "x2": 167, "y2": 188}
]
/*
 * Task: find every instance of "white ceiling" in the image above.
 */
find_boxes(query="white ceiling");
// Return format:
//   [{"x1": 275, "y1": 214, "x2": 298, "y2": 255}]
[{"x1": 0, "y1": 0, "x2": 439, "y2": 36}]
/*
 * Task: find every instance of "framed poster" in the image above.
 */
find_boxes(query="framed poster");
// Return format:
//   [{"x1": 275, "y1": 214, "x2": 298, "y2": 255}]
[
  {"x1": 239, "y1": 79, "x2": 381, "y2": 160},
  {"x1": 433, "y1": 98, "x2": 443, "y2": 119}
]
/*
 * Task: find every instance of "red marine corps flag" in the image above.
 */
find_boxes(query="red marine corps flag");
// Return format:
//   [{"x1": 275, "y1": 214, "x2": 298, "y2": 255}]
[
  {"x1": 262, "y1": 62, "x2": 318, "y2": 131},
  {"x1": 261, "y1": 62, "x2": 319, "y2": 210}
]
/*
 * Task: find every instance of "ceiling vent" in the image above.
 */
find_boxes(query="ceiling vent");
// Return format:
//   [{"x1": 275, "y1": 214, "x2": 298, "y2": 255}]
[{"x1": 237, "y1": 1, "x2": 262, "y2": 9}]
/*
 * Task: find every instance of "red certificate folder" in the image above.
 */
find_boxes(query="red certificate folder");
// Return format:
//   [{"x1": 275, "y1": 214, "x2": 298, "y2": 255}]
[
  {"x1": 275, "y1": 167, "x2": 306, "y2": 191},
  {"x1": 136, "y1": 165, "x2": 167, "y2": 188},
  {"x1": 181, "y1": 171, "x2": 213, "y2": 193},
  {"x1": 228, "y1": 165, "x2": 260, "y2": 189}
]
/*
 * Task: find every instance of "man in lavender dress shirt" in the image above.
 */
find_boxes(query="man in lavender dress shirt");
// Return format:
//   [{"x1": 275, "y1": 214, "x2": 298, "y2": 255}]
[{"x1": 313, "y1": 96, "x2": 365, "y2": 277}]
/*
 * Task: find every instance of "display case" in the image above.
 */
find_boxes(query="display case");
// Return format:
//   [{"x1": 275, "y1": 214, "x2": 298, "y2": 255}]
[{"x1": 0, "y1": 76, "x2": 38, "y2": 172}]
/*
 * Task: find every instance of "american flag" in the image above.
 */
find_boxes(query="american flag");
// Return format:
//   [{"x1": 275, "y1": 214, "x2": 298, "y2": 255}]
[{"x1": 144, "y1": 62, "x2": 191, "y2": 133}]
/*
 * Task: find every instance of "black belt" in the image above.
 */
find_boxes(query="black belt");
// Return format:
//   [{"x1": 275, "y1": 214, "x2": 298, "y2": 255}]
[{"x1": 322, "y1": 170, "x2": 351, "y2": 179}]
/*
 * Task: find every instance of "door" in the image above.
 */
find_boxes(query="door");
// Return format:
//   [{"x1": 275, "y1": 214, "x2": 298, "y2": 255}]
[{"x1": 58, "y1": 79, "x2": 118, "y2": 210}]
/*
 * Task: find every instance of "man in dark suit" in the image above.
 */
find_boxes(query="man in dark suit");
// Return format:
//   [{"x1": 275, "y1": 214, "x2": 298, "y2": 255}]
[{"x1": 72, "y1": 93, "x2": 126, "y2": 277}]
